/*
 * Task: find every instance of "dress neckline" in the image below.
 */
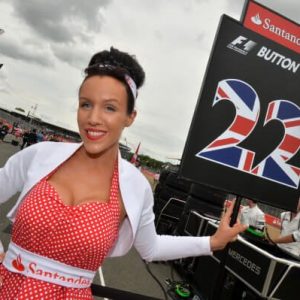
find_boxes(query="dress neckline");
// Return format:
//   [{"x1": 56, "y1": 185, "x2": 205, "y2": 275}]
[{"x1": 44, "y1": 159, "x2": 119, "y2": 209}]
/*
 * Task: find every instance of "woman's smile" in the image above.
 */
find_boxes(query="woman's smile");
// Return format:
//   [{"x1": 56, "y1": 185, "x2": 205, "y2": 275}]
[{"x1": 85, "y1": 129, "x2": 107, "y2": 141}]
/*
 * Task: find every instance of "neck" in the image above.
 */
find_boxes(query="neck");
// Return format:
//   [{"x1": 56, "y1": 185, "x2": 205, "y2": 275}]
[{"x1": 77, "y1": 145, "x2": 118, "y2": 171}]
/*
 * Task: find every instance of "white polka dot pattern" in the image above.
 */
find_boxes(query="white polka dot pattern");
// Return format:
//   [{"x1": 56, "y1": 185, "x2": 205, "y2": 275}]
[{"x1": 0, "y1": 163, "x2": 121, "y2": 299}]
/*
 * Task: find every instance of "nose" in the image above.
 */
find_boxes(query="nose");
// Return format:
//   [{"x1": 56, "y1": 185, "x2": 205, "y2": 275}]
[{"x1": 88, "y1": 106, "x2": 103, "y2": 125}]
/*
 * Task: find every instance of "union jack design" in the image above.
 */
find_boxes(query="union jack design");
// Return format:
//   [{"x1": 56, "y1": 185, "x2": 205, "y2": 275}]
[
  {"x1": 252, "y1": 100, "x2": 300, "y2": 188},
  {"x1": 195, "y1": 78, "x2": 300, "y2": 189},
  {"x1": 196, "y1": 79, "x2": 260, "y2": 172}
]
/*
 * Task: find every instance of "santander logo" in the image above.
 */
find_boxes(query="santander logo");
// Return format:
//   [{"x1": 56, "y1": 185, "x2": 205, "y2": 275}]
[
  {"x1": 9, "y1": 253, "x2": 92, "y2": 286},
  {"x1": 12, "y1": 255, "x2": 25, "y2": 272},
  {"x1": 243, "y1": 2, "x2": 300, "y2": 54},
  {"x1": 250, "y1": 13, "x2": 300, "y2": 48},
  {"x1": 251, "y1": 13, "x2": 262, "y2": 25}
]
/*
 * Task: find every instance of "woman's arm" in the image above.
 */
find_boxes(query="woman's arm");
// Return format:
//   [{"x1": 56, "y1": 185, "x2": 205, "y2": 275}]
[
  {"x1": 134, "y1": 188, "x2": 246, "y2": 262},
  {"x1": 0, "y1": 146, "x2": 33, "y2": 204}
]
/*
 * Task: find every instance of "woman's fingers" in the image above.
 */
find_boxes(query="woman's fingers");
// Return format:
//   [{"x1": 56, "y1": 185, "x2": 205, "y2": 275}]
[
  {"x1": 210, "y1": 199, "x2": 248, "y2": 251},
  {"x1": 222, "y1": 199, "x2": 240, "y2": 227},
  {"x1": 223, "y1": 199, "x2": 235, "y2": 223},
  {"x1": 233, "y1": 223, "x2": 248, "y2": 235},
  {"x1": 211, "y1": 218, "x2": 247, "y2": 251}
]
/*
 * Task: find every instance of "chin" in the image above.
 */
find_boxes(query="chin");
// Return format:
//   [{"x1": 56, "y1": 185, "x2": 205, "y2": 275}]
[
  {"x1": 82, "y1": 141, "x2": 117, "y2": 158},
  {"x1": 83, "y1": 144, "x2": 105, "y2": 156}
]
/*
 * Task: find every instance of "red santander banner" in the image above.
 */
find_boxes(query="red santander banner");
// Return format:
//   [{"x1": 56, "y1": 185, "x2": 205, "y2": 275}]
[{"x1": 242, "y1": 0, "x2": 299, "y2": 54}]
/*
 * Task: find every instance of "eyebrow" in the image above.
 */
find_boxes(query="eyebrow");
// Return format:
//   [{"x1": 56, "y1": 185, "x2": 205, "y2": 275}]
[
  {"x1": 79, "y1": 97, "x2": 119, "y2": 103},
  {"x1": 79, "y1": 97, "x2": 90, "y2": 101}
]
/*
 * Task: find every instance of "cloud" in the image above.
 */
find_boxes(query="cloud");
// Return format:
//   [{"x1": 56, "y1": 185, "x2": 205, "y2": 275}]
[
  {"x1": 9, "y1": 0, "x2": 111, "y2": 43},
  {"x1": 0, "y1": 0, "x2": 112, "y2": 69},
  {"x1": 0, "y1": 70, "x2": 7, "y2": 80},
  {"x1": 0, "y1": 71, "x2": 10, "y2": 94},
  {"x1": 0, "y1": 87, "x2": 10, "y2": 94},
  {"x1": 0, "y1": 36, "x2": 54, "y2": 66},
  {"x1": 51, "y1": 44, "x2": 90, "y2": 69}
]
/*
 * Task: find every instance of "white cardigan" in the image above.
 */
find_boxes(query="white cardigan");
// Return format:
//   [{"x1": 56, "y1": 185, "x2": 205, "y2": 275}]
[{"x1": 0, "y1": 142, "x2": 211, "y2": 261}]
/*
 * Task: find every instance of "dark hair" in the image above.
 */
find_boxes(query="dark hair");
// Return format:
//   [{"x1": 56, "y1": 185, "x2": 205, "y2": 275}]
[
  {"x1": 245, "y1": 198, "x2": 257, "y2": 204},
  {"x1": 82, "y1": 47, "x2": 145, "y2": 115}
]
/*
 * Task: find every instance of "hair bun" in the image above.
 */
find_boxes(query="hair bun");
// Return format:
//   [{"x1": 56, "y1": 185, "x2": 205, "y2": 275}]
[{"x1": 87, "y1": 47, "x2": 145, "y2": 89}]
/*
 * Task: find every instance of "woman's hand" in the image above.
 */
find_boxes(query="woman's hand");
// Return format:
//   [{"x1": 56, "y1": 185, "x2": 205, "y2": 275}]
[{"x1": 210, "y1": 200, "x2": 247, "y2": 251}]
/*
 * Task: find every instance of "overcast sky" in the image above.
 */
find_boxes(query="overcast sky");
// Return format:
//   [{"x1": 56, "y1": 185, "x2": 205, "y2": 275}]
[{"x1": 0, "y1": 0, "x2": 299, "y2": 162}]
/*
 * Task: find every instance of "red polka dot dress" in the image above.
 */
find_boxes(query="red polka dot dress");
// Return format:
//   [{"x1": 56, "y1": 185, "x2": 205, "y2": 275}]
[{"x1": 0, "y1": 163, "x2": 121, "y2": 299}]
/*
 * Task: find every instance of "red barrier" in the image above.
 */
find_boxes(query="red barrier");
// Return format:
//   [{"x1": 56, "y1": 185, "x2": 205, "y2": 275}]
[{"x1": 265, "y1": 214, "x2": 281, "y2": 228}]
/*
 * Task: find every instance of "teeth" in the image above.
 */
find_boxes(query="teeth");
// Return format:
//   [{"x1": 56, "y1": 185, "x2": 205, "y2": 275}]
[{"x1": 87, "y1": 131, "x2": 104, "y2": 137}]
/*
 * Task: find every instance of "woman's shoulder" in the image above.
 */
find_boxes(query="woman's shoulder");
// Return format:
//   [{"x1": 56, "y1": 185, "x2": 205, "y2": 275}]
[
  {"x1": 14, "y1": 141, "x2": 81, "y2": 163},
  {"x1": 120, "y1": 158, "x2": 151, "y2": 187},
  {"x1": 26, "y1": 141, "x2": 80, "y2": 154},
  {"x1": 121, "y1": 158, "x2": 144, "y2": 176},
  {"x1": 36, "y1": 141, "x2": 80, "y2": 149}
]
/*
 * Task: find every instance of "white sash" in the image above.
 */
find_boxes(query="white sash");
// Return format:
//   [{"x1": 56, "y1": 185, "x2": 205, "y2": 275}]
[{"x1": 3, "y1": 241, "x2": 95, "y2": 288}]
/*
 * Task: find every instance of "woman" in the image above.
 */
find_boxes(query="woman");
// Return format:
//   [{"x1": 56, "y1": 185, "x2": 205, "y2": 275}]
[{"x1": 0, "y1": 47, "x2": 246, "y2": 299}]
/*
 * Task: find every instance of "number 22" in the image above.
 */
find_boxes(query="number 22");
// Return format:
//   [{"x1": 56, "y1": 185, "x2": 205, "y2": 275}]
[{"x1": 196, "y1": 79, "x2": 300, "y2": 189}]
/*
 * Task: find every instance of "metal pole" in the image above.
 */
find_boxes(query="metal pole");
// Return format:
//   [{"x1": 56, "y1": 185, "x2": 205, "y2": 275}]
[{"x1": 211, "y1": 195, "x2": 242, "y2": 300}]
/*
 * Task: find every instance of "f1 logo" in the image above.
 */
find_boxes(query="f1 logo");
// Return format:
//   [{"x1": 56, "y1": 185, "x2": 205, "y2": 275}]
[{"x1": 230, "y1": 36, "x2": 257, "y2": 52}]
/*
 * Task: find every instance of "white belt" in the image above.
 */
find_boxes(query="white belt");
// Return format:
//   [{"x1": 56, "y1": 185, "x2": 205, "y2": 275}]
[{"x1": 3, "y1": 241, "x2": 95, "y2": 288}]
